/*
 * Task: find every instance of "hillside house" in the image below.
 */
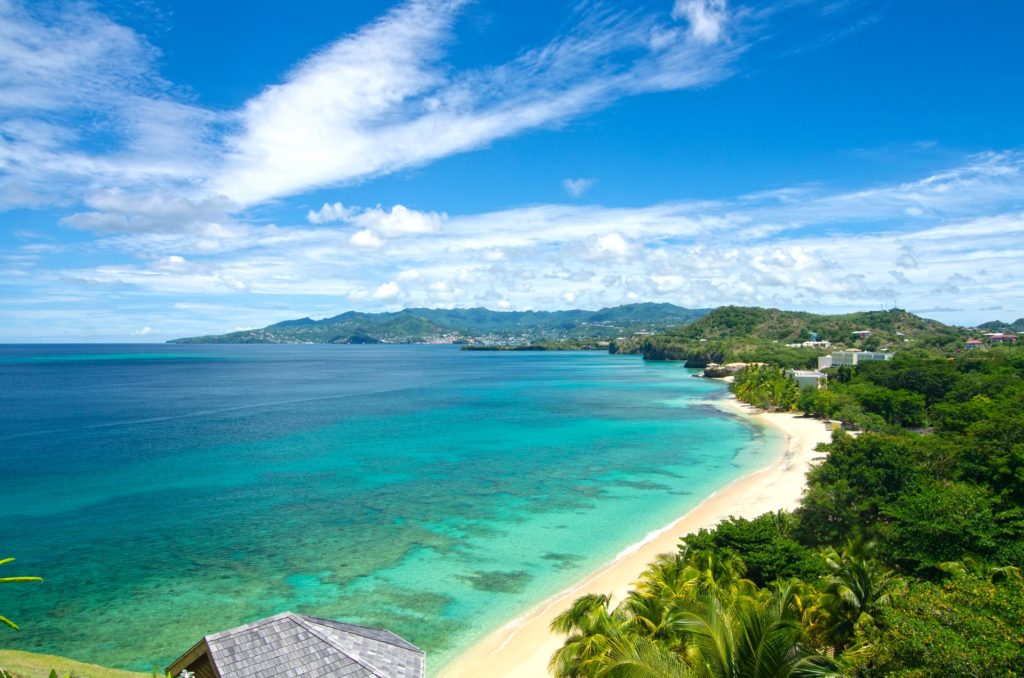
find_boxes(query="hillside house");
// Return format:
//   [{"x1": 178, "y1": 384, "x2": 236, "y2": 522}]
[{"x1": 166, "y1": 612, "x2": 425, "y2": 678}]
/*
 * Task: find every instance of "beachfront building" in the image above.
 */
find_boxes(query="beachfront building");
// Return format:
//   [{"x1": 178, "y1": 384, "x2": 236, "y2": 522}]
[
  {"x1": 786, "y1": 369, "x2": 827, "y2": 389},
  {"x1": 166, "y1": 612, "x2": 425, "y2": 678},
  {"x1": 817, "y1": 350, "x2": 895, "y2": 369}
]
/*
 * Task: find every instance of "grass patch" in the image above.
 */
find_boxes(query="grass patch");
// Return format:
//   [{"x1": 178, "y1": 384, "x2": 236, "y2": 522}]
[{"x1": 0, "y1": 650, "x2": 149, "y2": 678}]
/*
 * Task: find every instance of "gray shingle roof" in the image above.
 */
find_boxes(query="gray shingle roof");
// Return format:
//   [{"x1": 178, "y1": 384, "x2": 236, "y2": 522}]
[{"x1": 167, "y1": 612, "x2": 424, "y2": 678}]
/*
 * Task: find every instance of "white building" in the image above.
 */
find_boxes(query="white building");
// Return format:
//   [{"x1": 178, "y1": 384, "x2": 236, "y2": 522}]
[
  {"x1": 785, "y1": 340, "x2": 833, "y2": 349},
  {"x1": 786, "y1": 369, "x2": 827, "y2": 389},
  {"x1": 817, "y1": 350, "x2": 895, "y2": 369}
]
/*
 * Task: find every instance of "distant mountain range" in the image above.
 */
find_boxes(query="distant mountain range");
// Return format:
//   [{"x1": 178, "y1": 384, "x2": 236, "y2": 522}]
[{"x1": 167, "y1": 303, "x2": 711, "y2": 345}]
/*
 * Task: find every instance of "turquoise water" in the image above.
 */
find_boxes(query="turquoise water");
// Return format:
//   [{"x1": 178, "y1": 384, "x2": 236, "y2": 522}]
[{"x1": 0, "y1": 345, "x2": 777, "y2": 673}]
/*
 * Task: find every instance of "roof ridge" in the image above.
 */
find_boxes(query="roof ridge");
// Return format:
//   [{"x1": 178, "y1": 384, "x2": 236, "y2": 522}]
[
  {"x1": 290, "y1": 614, "x2": 386, "y2": 677},
  {"x1": 300, "y1": 614, "x2": 424, "y2": 654},
  {"x1": 204, "y1": 611, "x2": 293, "y2": 642}
]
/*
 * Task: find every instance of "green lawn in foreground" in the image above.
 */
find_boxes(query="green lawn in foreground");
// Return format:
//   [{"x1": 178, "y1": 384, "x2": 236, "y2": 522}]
[{"x1": 0, "y1": 650, "x2": 150, "y2": 678}]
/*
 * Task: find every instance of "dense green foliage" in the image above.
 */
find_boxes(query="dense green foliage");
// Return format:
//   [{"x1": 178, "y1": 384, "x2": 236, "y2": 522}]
[
  {"x1": 682, "y1": 513, "x2": 824, "y2": 586},
  {"x1": 622, "y1": 306, "x2": 966, "y2": 365},
  {"x1": 549, "y1": 549, "x2": 843, "y2": 677},
  {"x1": 851, "y1": 572, "x2": 1024, "y2": 677},
  {"x1": 169, "y1": 303, "x2": 709, "y2": 344},
  {"x1": 553, "y1": 345, "x2": 1024, "y2": 676},
  {"x1": 732, "y1": 366, "x2": 800, "y2": 411}
]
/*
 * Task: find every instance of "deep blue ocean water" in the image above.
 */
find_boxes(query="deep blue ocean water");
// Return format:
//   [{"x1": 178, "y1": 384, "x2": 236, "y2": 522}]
[{"x1": 0, "y1": 344, "x2": 777, "y2": 673}]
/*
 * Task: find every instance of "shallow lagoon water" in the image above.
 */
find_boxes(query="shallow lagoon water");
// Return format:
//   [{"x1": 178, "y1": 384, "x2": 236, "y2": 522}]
[{"x1": 0, "y1": 344, "x2": 777, "y2": 672}]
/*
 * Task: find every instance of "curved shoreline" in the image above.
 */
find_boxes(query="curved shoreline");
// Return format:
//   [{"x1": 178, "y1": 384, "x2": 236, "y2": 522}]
[{"x1": 439, "y1": 394, "x2": 832, "y2": 677}]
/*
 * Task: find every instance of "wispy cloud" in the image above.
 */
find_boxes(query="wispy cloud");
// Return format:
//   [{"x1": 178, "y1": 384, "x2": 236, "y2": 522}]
[
  {"x1": 0, "y1": 1, "x2": 218, "y2": 208},
  {"x1": 563, "y1": 178, "x2": 594, "y2": 198},
  {"x1": 1, "y1": 0, "x2": 742, "y2": 218},
  {"x1": 211, "y1": 0, "x2": 741, "y2": 205},
  {"x1": 673, "y1": 0, "x2": 729, "y2": 44}
]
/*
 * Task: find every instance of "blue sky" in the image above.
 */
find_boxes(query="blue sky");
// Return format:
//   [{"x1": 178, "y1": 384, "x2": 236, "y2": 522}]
[{"x1": 2, "y1": 0, "x2": 1023, "y2": 341}]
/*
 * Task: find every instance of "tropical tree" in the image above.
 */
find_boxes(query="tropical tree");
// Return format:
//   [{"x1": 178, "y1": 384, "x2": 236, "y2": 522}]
[
  {"x1": 804, "y1": 540, "x2": 903, "y2": 653},
  {"x1": 551, "y1": 549, "x2": 845, "y2": 677},
  {"x1": 550, "y1": 593, "x2": 625, "y2": 677},
  {"x1": 1, "y1": 555, "x2": 42, "y2": 630},
  {"x1": 593, "y1": 583, "x2": 843, "y2": 678}
]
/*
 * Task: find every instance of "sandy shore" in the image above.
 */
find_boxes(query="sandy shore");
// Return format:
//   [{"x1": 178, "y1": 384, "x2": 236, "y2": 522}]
[{"x1": 440, "y1": 395, "x2": 833, "y2": 678}]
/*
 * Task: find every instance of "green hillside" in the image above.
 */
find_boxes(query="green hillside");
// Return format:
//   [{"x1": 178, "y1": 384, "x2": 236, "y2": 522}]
[
  {"x1": 168, "y1": 303, "x2": 709, "y2": 345},
  {"x1": 977, "y1": 318, "x2": 1024, "y2": 333},
  {"x1": 0, "y1": 650, "x2": 148, "y2": 678},
  {"x1": 612, "y1": 306, "x2": 967, "y2": 366}
]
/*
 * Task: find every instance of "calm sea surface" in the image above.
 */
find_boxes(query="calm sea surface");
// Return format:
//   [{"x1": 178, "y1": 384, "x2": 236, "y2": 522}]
[{"x1": 0, "y1": 344, "x2": 777, "y2": 672}]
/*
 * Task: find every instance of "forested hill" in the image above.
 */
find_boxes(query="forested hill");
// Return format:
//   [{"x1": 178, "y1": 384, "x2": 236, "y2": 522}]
[
  {"x1": 168, "y1": 303, "x2": 709, "y2": 344},
  {"x1": 613, "y1": 306, "x2": 967, "y2": 366},
  {"x1": 978, "y1": 318, "x2": 1024, "y2": 333}
]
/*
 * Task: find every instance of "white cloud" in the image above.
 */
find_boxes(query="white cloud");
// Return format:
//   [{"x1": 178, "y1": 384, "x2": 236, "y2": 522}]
[
  {"x1": 31, "y1": 154, "x2": 1024, "y2": 332},
  {"x1": 673, "y1": 0, "x2": 729, "y2": 45},
  {"x1": 349, "y1": 229, "x2": 385, "y2": 249},
  {"x1": 372, "y1": 281, "x2": 401, "y2": 300},
  {"x1": 0, "y1": 0, "x2": 746, "y2": 238},
  {"x1": 563, "y1": 178, "x2": 594, "y2": 198},
  {"x1": 594, "y1": 232, "x2": 630, "y2": 256},
  {"x1": 130, "y1": 325, "x2": 152, "y2": 336},
  {"x1": 0, "y1": 2, "x2": 217, "y2": 208},
  {"x1": 308, "y1": 202, "x2": 357, "y2": 224},
  {"x1": 352, "y1": 204, "x2": 446, "y2": 236},
  {"x1": 61, "y1": 192, "x2": 236, "y2": 234},
  {"x1": 203, "y1": 0, "x2": 741, "y2": 204}
]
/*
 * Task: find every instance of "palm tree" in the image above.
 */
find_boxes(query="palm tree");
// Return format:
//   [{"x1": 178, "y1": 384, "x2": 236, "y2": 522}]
[
  {"x1": 671, "y1": 583, "x2": 843, "y2": 678},
  {"x1": 623, "y1": 549, "x2": 760, "y2": 646},
  {"x1": 805, "y1": 540, "x2": 903, "y2": 653},
  {"x1": 938, "y1": 555, "x2": 1022, "y2": 582},
  {"x1": 1, "y1": 556, "x2": 42, "y2": 631},
  {"x1": 550, "y1": 593, "x2": 625, "y2": 677},
  {"x1": 552, "y1": 538, "x2": 848, "y2": 678},
  {"x1": 636, "y1": 548, "x2": 753, "y2": 599},
  {"x1": 593, "y1": 583, "x2": 842, "y2": 678}
]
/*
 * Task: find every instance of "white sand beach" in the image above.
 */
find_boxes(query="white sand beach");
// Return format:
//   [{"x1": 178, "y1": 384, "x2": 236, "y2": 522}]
[{"x1": 440, "y1": 395, "x2": 833, "y2": 678}]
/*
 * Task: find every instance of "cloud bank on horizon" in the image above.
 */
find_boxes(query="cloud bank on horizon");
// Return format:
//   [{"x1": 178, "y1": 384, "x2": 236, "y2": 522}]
[{"x1": 1, "y1": 0, "x2": 1023, "y2": 341}]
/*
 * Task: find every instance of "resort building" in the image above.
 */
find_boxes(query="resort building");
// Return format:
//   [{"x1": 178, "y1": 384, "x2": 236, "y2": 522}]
[
  {"x1": 817, "y1": 350, "x2": 895, "y2": 369},
  {"x1": 786, "y1": 369, "x2": 827, "y2": 389},
  {"x1": 964, "y1": 339, "x2": 985, "y2": 350},
  {"x1": 785, "y1": 340, "x2": 832, "y2": 349},
  {"x1": 851, "y1": 330, "x2": 872, "y2": 339},
  {"x1": 985, "y1": 333, "x2": 1019, "y2": 345},
  {"x1": 166, "y1": 612, "x2": 425, "y2": 678}
]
